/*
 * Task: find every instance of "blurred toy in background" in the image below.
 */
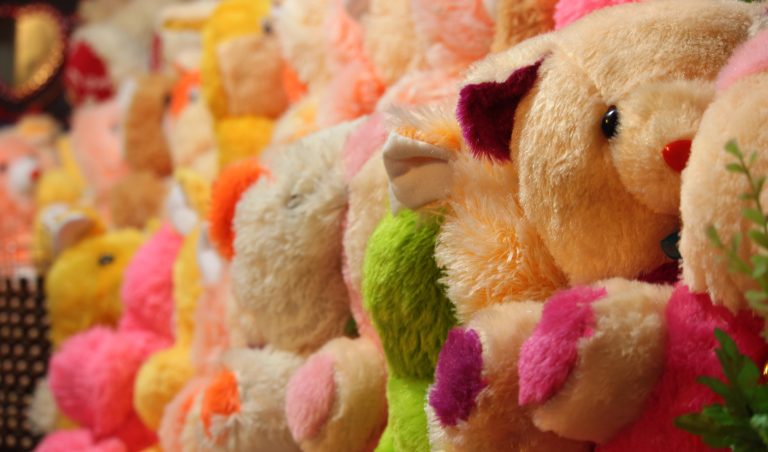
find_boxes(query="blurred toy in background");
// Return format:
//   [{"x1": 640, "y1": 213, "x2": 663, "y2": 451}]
[
  {"x1": 155, "y1": 1, "x2": 218, "y2": 75},
  {"x1": 133, "y1": 170, "x2": 212, "y2": 440},
  {"x1": 64, "y1": 0, "x2": 190, "y2": 106},
  {"x1": 109, "y1": 74, "x2": 176, "y2": 229},
  {"x1": 40, "y1": 222, "x2": 183, "y2": 451},
  {"x1": 201, "y1": 0, "x2": 289, "y2": 170}
]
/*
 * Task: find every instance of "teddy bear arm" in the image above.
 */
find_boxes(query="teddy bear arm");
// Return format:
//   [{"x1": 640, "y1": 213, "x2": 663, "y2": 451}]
[{"x1": 521, "y1": 279, "x2": 672, "y2": 443}]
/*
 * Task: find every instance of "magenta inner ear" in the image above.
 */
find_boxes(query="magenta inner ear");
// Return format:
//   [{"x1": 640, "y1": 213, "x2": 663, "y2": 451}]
[{"x1": 457, "y1": 60, "x2": 542, "y2": 162}]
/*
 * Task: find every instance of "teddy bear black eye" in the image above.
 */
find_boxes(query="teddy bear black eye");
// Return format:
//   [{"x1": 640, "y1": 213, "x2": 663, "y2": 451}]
[
  {"x1": 262, "y1": 19, "x2": 273, "y2": 35},
  {"x1": 601, "y1": 106, "x2": 620, "y2": 139},
  {"x1": 286, "y1": 193, "x2": 303, "y2": 209},
  {"x1": 98, "y1": 254, "x2": 114, "y2": 266}
]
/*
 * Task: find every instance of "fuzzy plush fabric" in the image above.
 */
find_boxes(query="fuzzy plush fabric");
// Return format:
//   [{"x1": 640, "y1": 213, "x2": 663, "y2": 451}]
[
  {"x1": 123, "y1": 74, "x2": 174, "y2": 177},
  {"x1": 35, "y1": 429, "x2": 126, "y2": 452},
  {"x1": 518, "y1": 286, "x2": 605, "y2": 405},
  {"x1": 427, "y1": 303, "x2": 590, "y2": 451},
  {"x1": 429, "y1": 328, "x2": 486, "y2": 426},
  {"x1": 363, "y1": 209, "x2": 456, "y2": 451},
  {"x1": 600, "y1": 286, "x2": 767, "y2": 451},
  {"x1": 285, "y1": 354, "x2": 337, "y2": 442},
  {"x1": 46, "y1": 225, "x2": 183, "y2": 451},
  {"x1": 717, "y1": 29, "x2": 768, "y2": 92},
  {"x1": 458, "y1": 61, "x2": 541, "y2": 161},
  {"x1": 230, "y1": 124, "x2": 353, "y2": 353},
  {"x1": 526, "y1": 279, "x2": 671, "y2": 442},
  {"x1": 553, "y1": 0, "x2": 634, "y2": 30},
  {"x1": 65, "y1": 41, "x2": 114, "y2": 105},
  {"x1": 364, "y1": 0, "x2": 420, "y2": 86},
  {"x1": 109, "y1": 172, "x2": 167, "y2": 229},
  {"x1": 45, "y1": 229, "x2": 144, "y2": 348},
  {"x1": 682, "y1": 68, "x2": 768, "y2": 311},
  {"x1": 119, "y1": 225, "x2": 183, "y2": 338},
  {"x1": 209, "y1": 159, "x2": 266, "y2": 259},
  {"x1": 202, "y1": 0, "x2": 288, "y2": 167},
  {"x1": 490, "y1": 0, "x2": 556, "y2": 52}
]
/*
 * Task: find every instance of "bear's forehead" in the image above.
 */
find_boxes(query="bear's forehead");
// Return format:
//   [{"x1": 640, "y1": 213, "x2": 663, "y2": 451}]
[{"x1": 552, "y1": 0, "x2": 755, "y2": 100}]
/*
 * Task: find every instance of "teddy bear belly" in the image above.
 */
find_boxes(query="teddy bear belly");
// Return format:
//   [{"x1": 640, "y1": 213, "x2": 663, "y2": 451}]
[{"x1": 598, "y1": 285, "x2": 767, "y2": 452}]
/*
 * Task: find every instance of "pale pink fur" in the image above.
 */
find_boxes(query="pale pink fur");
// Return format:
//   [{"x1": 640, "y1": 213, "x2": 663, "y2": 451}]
[
  {"x1": 285, "y1": 353, "x2": 337, "y2": 442},
  {"x1": 320, "y1": 0, "x2": 385, "y2": 127},
  {"x1": 343, "y1": 113, "x2": 388, "y2": 183},
  {"x1": 716, "y1": 29, "x2": 768, "y2": 92}
]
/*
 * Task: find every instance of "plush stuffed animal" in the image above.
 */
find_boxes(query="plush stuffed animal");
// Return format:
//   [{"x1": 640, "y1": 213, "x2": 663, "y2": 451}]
[
  {"x1": 155, "y1": 1, "x2": 218, "y2": 74},
  {"x1": 64, "y1": 0, "x2": 187, "y2": 105},
  {"x1": 69, "y1": 98, "x2": 129, "y2": 218},
  {"x1": 133, "y1": 170, "x2": 211, "y2": 434},
  {"x1": 176, "y1": 122, "x2": 361, "y2": 451},
  {"x1": 283, "y1": 114, "x2": 391, "y2": 451},
  {"x1": 201, "y1": 0, "x2": 289, "y2": 169},
  {"x1": 40, "y1": 224, "x2": 184, "y2": 451},
  {"x1": 0, "y1": 130, "x2": 53, "y2": 272},
  {"x1": 368, "y1": 0, "x2": 762, "y2": 449},
  {"x1": 109, "y1": 74, "x2": 176, "y2": 229},
  {"x1": 514, "y1": 27, "x2": 768, "y2": 452},
  {"x1": 167, "y1": 70, "x2": 218, "y2": 183}
]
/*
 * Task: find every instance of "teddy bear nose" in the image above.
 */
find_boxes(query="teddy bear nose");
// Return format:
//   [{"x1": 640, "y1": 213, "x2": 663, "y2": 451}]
[{"x1": 662, "y1": 139, "x2": 692, "y2": 173}]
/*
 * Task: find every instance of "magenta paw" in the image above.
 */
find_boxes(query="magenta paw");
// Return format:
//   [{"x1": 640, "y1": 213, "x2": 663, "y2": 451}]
[
  {"x1": 518, "y1": 286, "x2": 606, "y2": 406},
  {"x1": 429, "y1": 328, "x2": 486, "y2": 427}
]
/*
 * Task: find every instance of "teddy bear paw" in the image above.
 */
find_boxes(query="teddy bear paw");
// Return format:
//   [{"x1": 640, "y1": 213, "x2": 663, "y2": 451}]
[
  {"x1": 285, "y1": 353, "x2": 337, "y2": 443},
  {"x1": 428, "y1": 328, "x2": 487, "y2": 427}
]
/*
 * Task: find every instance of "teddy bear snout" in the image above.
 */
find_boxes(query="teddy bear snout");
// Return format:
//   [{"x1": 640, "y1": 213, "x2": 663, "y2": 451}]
[{"x1": 662, "y1": 139, "x2": 691, "y2": 173}]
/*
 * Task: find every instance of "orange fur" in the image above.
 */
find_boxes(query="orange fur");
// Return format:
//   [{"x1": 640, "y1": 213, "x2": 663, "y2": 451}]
[
  {"x1": 209, "y1": 159, "x2": 267, "y2": 259},
  {"x1": 201, "y1": 370, "x2": 241, "y2": 437}
]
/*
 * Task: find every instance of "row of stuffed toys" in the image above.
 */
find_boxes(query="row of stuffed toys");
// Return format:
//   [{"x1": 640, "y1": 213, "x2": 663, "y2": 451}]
[{"x1": 2, "y1": 0, "x2": 768, "y2": 450}]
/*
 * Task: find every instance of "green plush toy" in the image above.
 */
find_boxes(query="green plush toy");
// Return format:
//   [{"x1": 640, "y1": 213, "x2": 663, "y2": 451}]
[{"x1": 363, "y1": 209, "x2": 456, "y2": 451}]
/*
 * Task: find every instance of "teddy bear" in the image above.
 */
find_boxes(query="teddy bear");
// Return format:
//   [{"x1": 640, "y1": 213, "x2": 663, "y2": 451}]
[
  {"x1": 363, "y1": 1, "x2": 763, "y2": 450},
  {"x1": 64, "y1": 0, "x2": 188, "y2": 105},
  {"x1": 39, "y1": 222, "x2": 184, "y2": 451},
  {"x1": 132, "y1": 170, "x2": 212, "y2": 436},
  {"x1": 200, "y1": 0, "x2": 289, "y2": 170},
  {"x1": 513, "y1": 27, "x2": 768, "y2": 452}
]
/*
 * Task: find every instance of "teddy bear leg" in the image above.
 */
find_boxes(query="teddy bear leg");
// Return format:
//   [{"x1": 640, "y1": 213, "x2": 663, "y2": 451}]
[
  {"x1": 285, "y1": 337, "x2": 388, "y2": 452},
  {"x1": 187, "y1": 347, "x2": 304, "y2": 452},
  {"x1": 428, "y1": 302, "x2": 590, "y2": 451}
]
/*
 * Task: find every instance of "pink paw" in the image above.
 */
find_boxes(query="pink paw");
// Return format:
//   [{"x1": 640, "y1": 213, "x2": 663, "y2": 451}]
[
  {"x1": 518, "y1": 286, "x2": 606, "y2": 405},
  {"x1": 285, "y1": 354, "x2": 337, "y2": 442},
  {"x1": 428, "y1": 328, "x2": 486, "y2": 427}
]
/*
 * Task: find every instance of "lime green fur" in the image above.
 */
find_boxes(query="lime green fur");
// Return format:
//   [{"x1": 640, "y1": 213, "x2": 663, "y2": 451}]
[{"x1": 363, "y1": 209, "x2": 456, "y2": 451}]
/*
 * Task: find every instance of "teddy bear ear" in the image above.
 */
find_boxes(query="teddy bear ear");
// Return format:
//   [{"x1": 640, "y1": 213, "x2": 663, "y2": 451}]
[
  {"x1": 209, "y1": 159, "x2": 267, "y2": 259},
  {"x1": 457, "y1": 59, "x2": 542, "y2": 162},
  {"x1": 383, "y1": 132, "x2": 455, "y2": 212},
  {"x1": 42, "y1": 204, "x2": 96, "y2": 257}
]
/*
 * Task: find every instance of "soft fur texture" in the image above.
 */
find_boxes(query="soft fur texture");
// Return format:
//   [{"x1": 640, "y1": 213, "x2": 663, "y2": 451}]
[
  {"x1": 202, "y1": 0, "x2": 288, "y2": 168},
  {"x1": 35, "y1": 429, "x2": 126, "y2": 452},
  {"x1": 284, "y1": 115, "x2": 391, "y2": 452},
  {"x1": 518, "y1": 20, "x2": 768, "y2": 450},
  {"x1": 45, "y1": 225, "x2": 183, "y2": 451},
  {"x1": 45, "y1": 228, "x2": 144, "y2": 347},
  {"x1": 421, "y1": 0, "x2": 760, "y2": 448},
  {"x1": 109, "y1": 172, "x2": 168, "y2": 229},
  {"x1": 363, "y1": 209, "x2": 456, "y2": 451},
  {"x1": 180, "y1": 123, "x2": 358, "y2": 451}
]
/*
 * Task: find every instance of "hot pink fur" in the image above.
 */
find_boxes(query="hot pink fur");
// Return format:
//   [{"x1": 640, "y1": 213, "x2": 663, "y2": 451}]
[
  {"x1": 46, "y1": 225, "x2": 182, "y2": 451},
  {"x1": 600, "y1": 285, "x2": 767, "y2": 451},
  {"x1": 554, "y1": 0, "x2": 636, "y2": 29},
  {"x1": 518, "y1": 286, "x2": 606, "y2": 405},
  {"x1": 35, "y1": 429, "x2": 126, "y2": 452},
  {"x1": 285, "y1": 353, "x2": 338, "y2": 442},
  {"x1": 716, "y1": 29, "x2": 768, "y2": 92}
]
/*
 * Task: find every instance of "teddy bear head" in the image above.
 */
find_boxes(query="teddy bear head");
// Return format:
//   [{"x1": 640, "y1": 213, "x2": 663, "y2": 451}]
[
  {"x1": 215, "y1": 123, "x2": 358, "y2": 355},
  {"x1": 681, "y1": 28, "x2": 768, "y2": 312},
  {"x1": 385, "y1": 0, "x2": 760, "y2": 321},
  {"x1": 455, "y1": 0, "x2": 758, "y2": 285},
  {"x1": 42, "y1": 206, "x2": 143, "y2": 347}
]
